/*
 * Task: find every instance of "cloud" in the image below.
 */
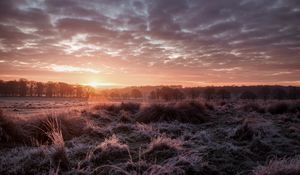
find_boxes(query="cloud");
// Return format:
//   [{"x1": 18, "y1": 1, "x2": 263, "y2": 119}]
[
  {"x1": 0, "y1": 0, "x2": 300, "y2": 85},
  {"x1": 46, "y1": 64, "x2": 100, "y2": 74}
]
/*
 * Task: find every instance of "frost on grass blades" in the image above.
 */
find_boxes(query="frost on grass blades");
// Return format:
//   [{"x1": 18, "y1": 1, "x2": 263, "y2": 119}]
[{"x1": 0, "y1": 98, "x2": 300, "y2": 174}]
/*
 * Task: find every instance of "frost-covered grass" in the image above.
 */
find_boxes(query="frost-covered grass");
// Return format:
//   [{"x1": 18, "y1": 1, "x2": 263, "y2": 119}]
[
  {"x1": 253, "y1": 156, "x2": 300, "y2": 175},
  {"x1": 0, "y1": 100, "x2": 300, "y2": 174}
]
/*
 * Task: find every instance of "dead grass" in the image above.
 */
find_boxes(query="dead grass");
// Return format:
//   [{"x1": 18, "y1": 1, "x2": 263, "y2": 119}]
[
  {"x1": 232, "y1": 120, "x2": 255, "y2": 141},
  {"x1": 0, "y1": 110, "x2": 26, "y2": 145},
  {"x1": 94, "y1": 102, "x2": 140, "y2": 114},
  {"x1": 25, "y1": 113, "x2": 85, "y2": 145},
  {"x1": 0, "y1": 100, "x2": 300, "y2": 175},
  {"x1": 144, "y1": 135, "x2": 182, "y2": 163},
  {"x1": 89, "y1": 134, "x2": 130, "y2": 165},
  {"x1": 136, "y1": 102, "x2": 209, "y2": 124},
  {"x1": 242, "y1": 103, "x2": 266, "y2": 113},
  {"x1": 253, "y1": 156, "x2": 300, "y2": 175}
]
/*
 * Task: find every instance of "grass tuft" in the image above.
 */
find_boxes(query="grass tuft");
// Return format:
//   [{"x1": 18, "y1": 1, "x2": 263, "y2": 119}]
[
  {"x1": 136, "y1": 102, "x2": 208, "y2": 124},
  {"x1": 253, "y1": 156, "x2": 300, "y2": 175}
]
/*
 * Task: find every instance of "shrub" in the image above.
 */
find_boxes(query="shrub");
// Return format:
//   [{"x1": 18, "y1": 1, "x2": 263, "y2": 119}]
[
  {"x1": 46, "y1": 117, "x2": 69, "y2": 171},
  {"x1": 144, "y1": 135, "x2": 182, "y2": 163},
  {"x1": 268, "y1": 102, "x2": 289, "y2": 114},
  {"x1": 89, "y1": 135, "x2": 130, "y2": 165},
  {"x1": 0, "y1": 110, "x2": 26, "y2": 145},
  {"x1": 25, "y1": 113, "x2": 85, "y2": 145},
  {"x1": 232, "y1": 121, "x2": 255, "y2": 141},
  {"x1": 94, "y1": 102, "x2": 140, "y2": 114},
  {"x1": 242, "y1": 103, "x2": 265, "y2": 113},
  {"x1": 253, "y1": 156, "x2": 300, "y2": 175},
  {"x1": 136, "y1": 102, "x2": 208, "y2": 124}
]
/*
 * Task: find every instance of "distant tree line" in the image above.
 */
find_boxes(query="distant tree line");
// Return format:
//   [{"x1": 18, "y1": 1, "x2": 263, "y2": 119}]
[
  {"x1": 0, "y1": 79, "x2": 95, "y2": 98},
  {"x1": 100, "y1": 85, "x2": 300, "y2": 101}
]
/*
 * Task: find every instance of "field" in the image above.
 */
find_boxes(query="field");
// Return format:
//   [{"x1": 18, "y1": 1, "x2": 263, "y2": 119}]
[{"x1": 0, "y1": 98, "x2": 300, "y2": 175}]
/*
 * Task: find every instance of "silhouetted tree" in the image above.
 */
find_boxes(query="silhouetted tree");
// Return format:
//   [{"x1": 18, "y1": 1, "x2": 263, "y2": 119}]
[
  {"x1": 131, "y1": 89, "x2": 143, "y2": 99},
  {"x1": 28, "y1": 81, "x2": 35, "y2": 97},
  {"x1": 121, "y1": 93, "x2": 130, "y2": 100},
  {"x1": 149, "y1": 90, "x2": 158, "y2": 100},
  {"x1": 76, "y1": 86, "x2": 83, "y2": 98},
  {"x1": 18, "y1": 79, "x2": 28, "y2": 97},
  {"x1": 46, "y1": 82, "x2": 56, "y2": 97},
  {"x1": 36, "y1": 82, "x2": 44, "y2": 97},
  {"x1": 173, "y1": 89, "x2": 185, "y2": 101},
  {"x1": 110, "y1": 92, "x2": 120, "y2": 99},
  {"x1": 0, "y1": 79, "x2": 94, "y2": 98}
]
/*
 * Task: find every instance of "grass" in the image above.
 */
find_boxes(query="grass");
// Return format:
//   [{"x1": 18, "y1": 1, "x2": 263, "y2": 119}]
[
  {"x1": 253, "y1": 156, "x2": 300, "y2": 175},
  {"x1": 242, "y1": 103, "x2": 266, "y2": 113},
  {"x1": 0, "y1": 100, "x2": 300, "y2": 175},
  {"x1": 89, "y1": 134, "x2": 130, "y2": 165},
  {"x1": 0, "y1": 110, "x2": 26, "y2": 145},
  {"x1": 144, "y1": 135, "x2": 182, "y2": 163},
  {"x1": 136, "y1": 101, "x2": 209, "y2": 124},
  {"x1": 94, "y1": 102, "x2": 140, "y2": 114}
]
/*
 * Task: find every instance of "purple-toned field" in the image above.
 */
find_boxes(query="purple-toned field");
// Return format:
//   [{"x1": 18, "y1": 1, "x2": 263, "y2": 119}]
[{"x1": 0, "y1": 99, "x2": 299, "y2": 175}]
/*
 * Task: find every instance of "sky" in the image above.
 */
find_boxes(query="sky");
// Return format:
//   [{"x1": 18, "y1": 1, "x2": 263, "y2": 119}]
[{"x1": 0, "y1": 0, "x2": 300, "y2": 87}]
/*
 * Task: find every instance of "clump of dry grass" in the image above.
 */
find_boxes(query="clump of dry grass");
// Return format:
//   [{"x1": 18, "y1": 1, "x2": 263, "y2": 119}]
[
  {"x1": 94, "y1": 102, "x2": 140, "y2": 114},
  {"x1": 232, "y1": 120, "x2": 255, "y2": 141},
  {"x1": 136, "y1": 102, "x2": 208, "y2": 124},
  {"x1": 253, "y1": 156, "x2": 300, "y2": 175},
  {"x1": 89, "y1": 134, "x2": 130, "y2": 165},
  {"x1": 25, "y1": 113, "x2": 85, "y2": 145},
  {"x1": 0, "y1": 110, "x2": 26, "y2": 145},
  {"x1": 45, "y1": 117, "x2": 69, "y2": 171},
  {"x1": 242, "y1": 103, "x2": 265, "y2": 113},
  {"x1": 249, "y1": 139, "x2": 271, "y2": 156},
  {"x1": 144, "y1": 135, "x2": 183, "y2": 163}
]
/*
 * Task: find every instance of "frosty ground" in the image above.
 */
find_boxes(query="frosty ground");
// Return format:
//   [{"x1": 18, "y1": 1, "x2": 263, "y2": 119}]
[{"x1": 0, "y1": 99, "x2": 299, "y2": 175}]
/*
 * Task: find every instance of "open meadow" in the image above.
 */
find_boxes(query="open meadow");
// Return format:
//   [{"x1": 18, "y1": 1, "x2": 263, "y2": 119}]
[{"x1": 0, "y1": 98, "x2": 299, "y2": 175}]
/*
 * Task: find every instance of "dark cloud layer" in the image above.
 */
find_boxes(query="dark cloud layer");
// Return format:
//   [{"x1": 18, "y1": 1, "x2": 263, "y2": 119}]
[{"x1": 0, "y1": 0, "x2": 300, "y2": 86}]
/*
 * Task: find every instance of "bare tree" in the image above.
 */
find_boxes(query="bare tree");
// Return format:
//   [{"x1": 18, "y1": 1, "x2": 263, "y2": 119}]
[{"x1": 131, "y1": 89, "x2": 143, "y2": 99}]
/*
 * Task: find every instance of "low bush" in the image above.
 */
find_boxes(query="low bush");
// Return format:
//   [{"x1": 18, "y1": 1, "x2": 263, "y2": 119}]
[
  {"x1": 232, "y1": 121, "x2": 255, "y2": 141},
  {"x1": 94, "y1": 102, "x2": 140, "y2": 114},
  {"x1": 144, "y1": 135, "x2": 182, "y2": 163},
  {"x1": 242, "y1": 103, "x2": 265, "y2": 113},
  {"x1": 24, "y1": 113, "x2": 85, "y2": 145},
  {"x1": 89, "y1": 135, "x2": 130, "y2": 165},
  {"x1": 0, "y1": 110, "x2": 26, "y2": 145},
  {"x1": 136, "y1": 102, "x2": 209, "y2": 124}
]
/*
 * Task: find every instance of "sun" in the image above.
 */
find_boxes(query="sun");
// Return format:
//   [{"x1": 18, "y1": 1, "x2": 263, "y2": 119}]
[{"x1": 86, "y1": 81, "x2": 101, "y2": 88}]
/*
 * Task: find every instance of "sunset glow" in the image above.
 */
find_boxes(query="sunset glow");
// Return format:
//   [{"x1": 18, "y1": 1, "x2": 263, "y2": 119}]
[{"x1": 0, "y1": 0, "x2": 300, "y2": 86}]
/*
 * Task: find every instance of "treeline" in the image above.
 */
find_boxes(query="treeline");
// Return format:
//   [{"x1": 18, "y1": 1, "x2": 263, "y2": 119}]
[
  {"x1": 0, "y1": 79, "x2": 95, "y2": 98},
  {"x1": 100, "y1": 85, "x2": 300, "y2": 101}
]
